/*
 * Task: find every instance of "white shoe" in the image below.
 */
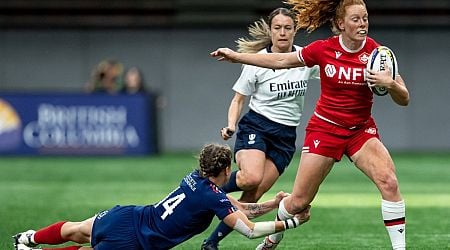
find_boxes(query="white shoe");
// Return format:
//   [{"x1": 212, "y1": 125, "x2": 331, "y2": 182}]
[
  {"x1": 255, "y1": 236, "x2": 279, "y2": 250},
  {"x1": 13, "y1": 230, "x2": 38, "y2": 247},
  {"x1": 14, "y1": 243, "x2": 38, "y2": 250}
]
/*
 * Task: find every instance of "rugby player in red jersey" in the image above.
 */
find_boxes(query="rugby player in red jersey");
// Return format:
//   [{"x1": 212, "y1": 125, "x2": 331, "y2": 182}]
[{"x1": 210, "y1": 1, "x2": 409, "y2": 249}]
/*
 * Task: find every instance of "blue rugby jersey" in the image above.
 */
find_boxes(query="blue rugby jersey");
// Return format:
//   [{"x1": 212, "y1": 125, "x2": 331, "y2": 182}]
[{"x1": 133, "y1": 170, "x2": 237, "y2": 249}]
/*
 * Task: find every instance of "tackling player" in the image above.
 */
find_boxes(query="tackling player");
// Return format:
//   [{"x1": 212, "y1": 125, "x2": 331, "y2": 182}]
[{"x1": 13, "y1": 143, "x2": 310, "y2": 250}]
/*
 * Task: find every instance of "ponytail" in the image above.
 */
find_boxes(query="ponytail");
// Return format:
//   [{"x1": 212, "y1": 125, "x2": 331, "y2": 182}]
[{"x1": 236, "y1": 18, "x2": 271, "y2": 53}]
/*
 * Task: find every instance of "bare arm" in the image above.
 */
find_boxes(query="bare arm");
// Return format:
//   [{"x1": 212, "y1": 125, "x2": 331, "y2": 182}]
[
  {"x1": 387, "y1": 75, "x2": 409, "y2": 106},
  {"x1": 367, "y1": 70, "x2": 410, "y2": 106},
  {"x1": 210, "y1": 48, "x2": 305, "y2": 69},
  {"x1": 221, "y1": 92, "x2": 246, "y2": 140},
  {"x1": 226, "y1": 191, "x2": 286, "y2": 219}
]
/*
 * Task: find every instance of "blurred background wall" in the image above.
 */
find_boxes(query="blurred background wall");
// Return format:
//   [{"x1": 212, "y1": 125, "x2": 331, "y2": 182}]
[{"x1": 0, "y1": 0, "x2": 449, "y2": 152}]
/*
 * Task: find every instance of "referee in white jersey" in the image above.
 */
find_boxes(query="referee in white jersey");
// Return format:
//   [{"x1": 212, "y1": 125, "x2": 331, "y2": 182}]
[{"x1": 202, "y1": 7, "x2": 319, "y2": 250}]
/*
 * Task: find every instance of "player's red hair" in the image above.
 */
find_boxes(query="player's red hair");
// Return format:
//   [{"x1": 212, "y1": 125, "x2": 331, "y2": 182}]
[{"x1": 286, "y1": 0, "x2": 366, "y2": 34}]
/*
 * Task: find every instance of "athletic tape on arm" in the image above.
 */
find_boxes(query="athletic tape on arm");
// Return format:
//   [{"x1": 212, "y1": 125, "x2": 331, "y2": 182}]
[{"x1": 233, "y1": 218, "x2": 276, "y2": 239}]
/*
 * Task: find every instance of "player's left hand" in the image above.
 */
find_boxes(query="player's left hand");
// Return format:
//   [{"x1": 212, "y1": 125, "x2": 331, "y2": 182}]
[
  {"x1": 366, "y1": 68, "x2": 395, "y2": 88},
  {"x1": 294, "y1": 205, "x2": 311, "y2": 225}
]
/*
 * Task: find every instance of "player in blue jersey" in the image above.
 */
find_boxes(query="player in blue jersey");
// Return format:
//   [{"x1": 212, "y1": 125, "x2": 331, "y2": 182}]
[
  {"x1": 202, "y1": 7, "x2": 319, "y2": 250},
  {"x1": 13, "y1": 144, "x2": 311, "y2": 250}
]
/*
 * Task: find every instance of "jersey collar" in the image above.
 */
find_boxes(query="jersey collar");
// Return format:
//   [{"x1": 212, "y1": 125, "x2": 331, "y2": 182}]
[
  {"x1": 338, "y1": 35, "x2": 366, "y2": 53},
  {"x1": 266, "y1": 44, "x2": 296, "y2": 53}
]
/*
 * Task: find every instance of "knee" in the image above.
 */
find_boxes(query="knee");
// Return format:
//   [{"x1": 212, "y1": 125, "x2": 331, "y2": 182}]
[
  {"x1": 377, "y1": 172, "x2": 400, "y2": 196},
  {"x1": 237, "y1": 172, "x2": 262, "y2": 191}
]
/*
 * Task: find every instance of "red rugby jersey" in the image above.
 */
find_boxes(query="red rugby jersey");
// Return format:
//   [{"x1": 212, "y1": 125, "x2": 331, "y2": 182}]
[{"x1": 300, "y1": 35, "x2": 380, "y2": 128}]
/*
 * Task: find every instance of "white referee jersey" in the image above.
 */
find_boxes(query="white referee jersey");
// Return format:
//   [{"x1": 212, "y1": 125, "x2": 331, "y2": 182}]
[{"x1": 232, "y1": 45, "x2": 319, "y2": 126}]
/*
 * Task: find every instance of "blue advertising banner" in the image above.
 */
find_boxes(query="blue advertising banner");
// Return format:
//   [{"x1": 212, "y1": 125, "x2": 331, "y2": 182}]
[{"x1": 0, "y1": 93, "x2": 157, "y2": 155}]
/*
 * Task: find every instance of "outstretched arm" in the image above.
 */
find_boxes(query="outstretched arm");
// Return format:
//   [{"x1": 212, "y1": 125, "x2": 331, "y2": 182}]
[
  {"x1": 210, "y1": 48, "x2": 305, "y2": 69},
  {"x1": 222, "y1": 204, "x2": 310, "y2": 239},
  {"x1": 227, "y1": 191, "x2": 287, "y2": 219}
]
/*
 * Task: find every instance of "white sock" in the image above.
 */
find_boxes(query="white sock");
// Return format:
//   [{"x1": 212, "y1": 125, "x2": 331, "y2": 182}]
[
  {"x1": 268, "y1": 198, "x2": 293, "y2": 243},
  {"x1": 382, "y1": 199, "x2": 406, "y2": 250}
]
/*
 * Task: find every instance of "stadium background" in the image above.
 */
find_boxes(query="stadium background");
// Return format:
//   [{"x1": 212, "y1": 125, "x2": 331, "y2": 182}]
[{"x1": 0, "y1": 0, "x2": 449, "y2": 153}]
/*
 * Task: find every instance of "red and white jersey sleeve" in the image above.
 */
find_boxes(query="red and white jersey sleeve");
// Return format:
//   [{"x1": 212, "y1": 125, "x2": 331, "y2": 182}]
[{"x1": 299, "y1": 36, "x2": 380, "y2": 128}]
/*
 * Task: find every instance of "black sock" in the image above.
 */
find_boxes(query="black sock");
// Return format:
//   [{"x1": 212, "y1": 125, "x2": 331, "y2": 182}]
[
  {"x1": 221, "y1": 170, "x2": 242, "y2": 193},
  {"x1": 205, "y1": 221, "x2": 233, "y2": 245}
]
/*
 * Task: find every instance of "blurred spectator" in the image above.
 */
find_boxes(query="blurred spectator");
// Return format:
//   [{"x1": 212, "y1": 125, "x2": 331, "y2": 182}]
[
  {"x1": 85, "y1": 59, "x2": 123, "y2": 94},
  {"x1": 120, "y1": 67, "x2": 147, "y2": 94}
]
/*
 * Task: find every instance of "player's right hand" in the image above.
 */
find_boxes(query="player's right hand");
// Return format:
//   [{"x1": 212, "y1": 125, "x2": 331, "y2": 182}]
[
  {"x1": 220, "y1": 127, "x2": 235, "y2": 140},
  {"x1": 210, "y1": 48, "x2": 238, "y2": 63}
]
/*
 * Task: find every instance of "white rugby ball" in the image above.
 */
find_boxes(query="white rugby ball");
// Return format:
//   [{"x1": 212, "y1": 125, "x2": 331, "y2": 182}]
[{"x1": 366, "y1": 46, "x2": 398, "y2": 96}]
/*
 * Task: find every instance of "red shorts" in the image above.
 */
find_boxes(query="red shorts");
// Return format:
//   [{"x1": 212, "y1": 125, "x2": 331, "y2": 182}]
[{"x1": 302, "y1": 115, "x2": 380, "y2": 161}]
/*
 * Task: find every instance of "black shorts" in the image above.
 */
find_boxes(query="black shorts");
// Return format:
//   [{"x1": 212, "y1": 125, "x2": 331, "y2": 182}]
[{"x1": 234, "y1": 110, "x2": 297, "y2": 175}]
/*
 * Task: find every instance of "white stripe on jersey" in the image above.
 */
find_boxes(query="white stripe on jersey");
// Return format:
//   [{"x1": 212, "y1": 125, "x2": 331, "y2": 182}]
[{"x1": 314, "y1": 111, "x2": 358, "y2": 129}]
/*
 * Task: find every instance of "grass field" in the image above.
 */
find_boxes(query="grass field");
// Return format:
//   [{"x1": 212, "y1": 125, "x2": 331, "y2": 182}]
[{"x1": 1, "y1": 152, "x2": 449, "y2": 249}]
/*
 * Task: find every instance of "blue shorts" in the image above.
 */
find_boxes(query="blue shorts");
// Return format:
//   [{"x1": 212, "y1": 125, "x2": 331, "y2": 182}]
[
  {"x1": 235, "y1": 110, "x2": 297, "y2": 175},
  {"x1": 91, "y1": 205, "x2": 142, "y2": 250}
]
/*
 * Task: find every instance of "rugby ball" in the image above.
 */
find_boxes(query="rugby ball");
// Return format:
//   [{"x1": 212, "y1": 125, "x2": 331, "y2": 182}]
[{"x1": 366, "y1": 46, "x2": 398, "y2": 96}]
